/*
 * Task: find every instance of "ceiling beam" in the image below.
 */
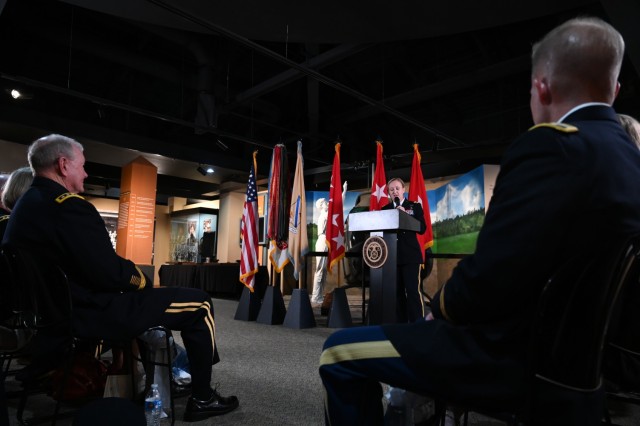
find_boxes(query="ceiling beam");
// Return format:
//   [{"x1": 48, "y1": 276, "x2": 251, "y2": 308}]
[
  {"x1": 226, "y1": 43, "x2": 371, "y2": 108},
  {"x1": 337, "y1": 55, "x2": 531, "y2": 124},
  {"x1": 145, "y1": 0, "x2": 464, "y2": 147}
]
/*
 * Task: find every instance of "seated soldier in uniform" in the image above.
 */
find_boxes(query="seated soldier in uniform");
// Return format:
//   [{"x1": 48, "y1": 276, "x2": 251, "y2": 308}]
[
  {"x1": 319, "y1": 17, "x2": 640, "y2": 425},
  {"x1": 1, "y1": 134, "x2": 238, "y2": 422}
]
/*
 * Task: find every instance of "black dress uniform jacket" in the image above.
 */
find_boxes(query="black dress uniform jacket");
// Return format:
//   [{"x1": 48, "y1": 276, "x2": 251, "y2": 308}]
[
  {"x1": 2, "y1": 177, "x2": 151, "y2": 339},
  {"x1": 3, "y1": 176, "x2": 220, "y2": 400},
  {"x1": 380, "y1": 105, "x2": 640, "y2": 407},
  {"x1": 381, "y1": 199, "x2": 426, "y2": 264},
  {"x1": 4, "y1": 178, "x2": 145, "y2": 301}
]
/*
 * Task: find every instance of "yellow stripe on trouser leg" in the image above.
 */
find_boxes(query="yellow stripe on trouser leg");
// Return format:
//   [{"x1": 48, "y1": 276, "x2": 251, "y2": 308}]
[
  {"x1": 320, "y1": 340, "x2": 400, "y2": 366},
  {"x1": 165, "y1": 301, "x2": 216, "y2": 356},
  {"x1": 320, "y1": 340, "x2": 400, "y2": 426}
]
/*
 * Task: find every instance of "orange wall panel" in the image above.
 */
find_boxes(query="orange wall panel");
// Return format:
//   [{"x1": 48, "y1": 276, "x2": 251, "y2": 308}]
[{"x1": 116, "y1": 157, "x2": 157, "y2": 265}]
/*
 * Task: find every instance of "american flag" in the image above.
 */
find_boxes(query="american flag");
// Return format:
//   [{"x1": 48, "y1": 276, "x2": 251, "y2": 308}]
[{"x1": 239, "y1": 153, "x2": 259, "y2": 291}]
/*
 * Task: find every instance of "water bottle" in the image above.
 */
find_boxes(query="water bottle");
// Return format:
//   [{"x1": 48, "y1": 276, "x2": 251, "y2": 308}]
[
  {"x1": 144, "y1": 383, "x2": 162, "y2": 426},
  {"x1": 384, "y1": 387, "x2": 406, "y2": 426}
]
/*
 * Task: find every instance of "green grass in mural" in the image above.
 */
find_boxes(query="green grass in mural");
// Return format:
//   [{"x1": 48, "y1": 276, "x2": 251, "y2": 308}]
[{"x1": 433, "y1": 231, "x2": 479, "y2": 254}]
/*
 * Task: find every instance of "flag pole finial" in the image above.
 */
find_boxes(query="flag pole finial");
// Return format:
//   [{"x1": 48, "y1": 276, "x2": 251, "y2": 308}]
[
  {"x1": 413, "y1": 143, "x2": 421, "y2": 162},
  {"x1": 252, "y1": 150, "x2": 258, "y2": 175}
]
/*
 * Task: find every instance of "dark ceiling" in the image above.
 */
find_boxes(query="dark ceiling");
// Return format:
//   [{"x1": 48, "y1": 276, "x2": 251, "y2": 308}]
[{"x1": 1, "y1": 0, "x2": 639, "y2": 201}]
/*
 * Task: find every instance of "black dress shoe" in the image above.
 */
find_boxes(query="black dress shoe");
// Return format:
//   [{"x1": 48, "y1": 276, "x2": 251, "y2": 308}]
[{"x1": 183, "y1": 389, "x2": 239, "y2": 422}]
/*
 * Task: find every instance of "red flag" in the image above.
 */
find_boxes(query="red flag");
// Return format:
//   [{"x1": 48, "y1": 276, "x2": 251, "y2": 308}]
[
  {"x1": 370, "y1": 140, "x2": 389, "y2": 211},
  {"x1": 239, "y1": 152, "x2": 259, "y2": 291},
  {"x1": 409, "y1": 143, "x2": 434, "y2": 261},
  {"x1": 326, "y1": 143, "x2": 345, "y2": 274}
]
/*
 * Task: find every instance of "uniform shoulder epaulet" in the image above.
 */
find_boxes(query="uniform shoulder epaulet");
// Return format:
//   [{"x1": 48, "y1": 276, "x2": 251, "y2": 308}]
[
  {"x1": 55, "y1": 193, "x2": 85, "y2": 204},
  {"x1": 0, "y1": 215, "x2": 9, "y2": 222},
  {"x1": 528, "y1": 122, "x2": 578, "y2": 133}
]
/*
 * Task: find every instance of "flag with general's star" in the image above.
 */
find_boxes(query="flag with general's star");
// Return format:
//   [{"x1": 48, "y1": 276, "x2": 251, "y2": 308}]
[
  {"x1": 326, "y1": 143, "x2": 345, "y2": 274},
  {"x1": 370, "y1": 140, "x2": 389, "y2": 211},
  {"x1": 409, "y1": 143, "x2": 434, "y2": 261}
]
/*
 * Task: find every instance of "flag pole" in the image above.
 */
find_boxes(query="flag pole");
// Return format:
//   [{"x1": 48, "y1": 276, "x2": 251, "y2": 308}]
[
  {"x1": 235, "y1": 150, "x2": 261, "y2": 321},
  {"x1": 257, "y1": 145, "x2": 288, "y2": 325}
]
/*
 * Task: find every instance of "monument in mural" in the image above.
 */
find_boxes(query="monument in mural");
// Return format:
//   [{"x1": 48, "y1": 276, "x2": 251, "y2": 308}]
[{"x1": 428, "y1": 165, "x2": 498, "y2": 254}]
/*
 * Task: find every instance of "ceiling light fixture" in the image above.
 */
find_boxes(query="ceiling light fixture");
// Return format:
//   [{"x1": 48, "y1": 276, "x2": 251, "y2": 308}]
[
  {"x1": 7, "y1": 88, "x2": 33, "y2": 100},
  {"x1": 197, "y1": 165, "x2": 214, "y2": 176}
]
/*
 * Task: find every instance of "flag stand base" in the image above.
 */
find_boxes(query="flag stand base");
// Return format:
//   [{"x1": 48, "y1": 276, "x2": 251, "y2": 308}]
[
  {"x1": 256, "y1": 285, "x2": 286, "y2": 325},
  {"x1": 283, "y1": 288, "x2": 316, "y2": 329},
  {"x1": 327, "y1": 287, "x2": 353, "y2": 328},
  {"x1": 234, "y1": 286, "x2": 261, "y2": 321}
]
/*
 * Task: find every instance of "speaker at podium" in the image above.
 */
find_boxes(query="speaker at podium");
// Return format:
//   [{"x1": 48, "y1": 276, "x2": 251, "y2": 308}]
[{"x1": 348, "y1": 209, "x2": 421, "y2": 325}]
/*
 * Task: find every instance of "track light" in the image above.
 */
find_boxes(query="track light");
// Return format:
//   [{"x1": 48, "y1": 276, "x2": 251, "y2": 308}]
[
  {"x1": 197, "y1": 165, "x2": 214, "y2": 176},
  {"x1": 6, "y1": 88, "x2": 33, "y2": 100}
]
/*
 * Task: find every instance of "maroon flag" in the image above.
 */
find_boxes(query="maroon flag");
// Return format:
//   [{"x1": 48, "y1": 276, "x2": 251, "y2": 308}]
[
  {"x1": 370, "y1": 140, "x2": 389, "y2": 211},
  {"x1": 266, "y1": 144, "x2": 290, "y2": 272},
  {"x1": 239, "y1": 152, "x2": 259, "y2": 291},
  {"x1": 326, "y1": 143, "x2": 345, "y2": 273},
  {"x1": 409, "y1": 144, "x2": 434, "y2": 261}
]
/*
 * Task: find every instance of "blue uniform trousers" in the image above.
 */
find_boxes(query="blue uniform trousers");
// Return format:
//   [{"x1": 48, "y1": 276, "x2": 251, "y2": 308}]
[{"x1": 319, "y1": 325, "x2": 428, "y2": 426}]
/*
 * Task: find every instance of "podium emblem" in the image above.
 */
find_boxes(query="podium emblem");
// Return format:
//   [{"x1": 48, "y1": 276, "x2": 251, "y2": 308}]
[{"x1": 362, "y1": 236, "x2": 388, "y2": 269}]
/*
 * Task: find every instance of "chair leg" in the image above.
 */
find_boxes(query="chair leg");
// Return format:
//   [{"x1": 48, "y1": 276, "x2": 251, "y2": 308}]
[
  {"x1": 162, "y1": 328, "x2": 175, "y2": 426},
  {"x1": 16, "y1": 387, "x2": 29, "y2": 424},
  {"x1": 125, "y1": 339, "x2": 138, "y2": 400},
  {"x1": 50, "y1": 349, "x2": 78, "y2": 425},
  {"x1": 139, "y1": 327, "x2": 176, "y2": 425},
  {"x1": 601, "y1": 401, "x2": 615, "y2": 426}
]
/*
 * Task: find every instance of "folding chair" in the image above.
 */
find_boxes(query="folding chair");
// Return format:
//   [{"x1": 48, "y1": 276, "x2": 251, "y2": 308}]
[
  {"x1": 1, "y1": 244, "x2": 81, "y2": 425},
  {"x1": 431, "y1": 234, "x2": 640, "y2": 426}
]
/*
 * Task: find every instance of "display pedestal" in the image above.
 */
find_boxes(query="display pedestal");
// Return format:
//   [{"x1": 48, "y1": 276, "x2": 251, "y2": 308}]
[
  {"x1": 256, "y1": 286, "x2": 286, "y2": 325},
  {"x1": 327, "y1": 287, "x2": 352, "y2": 328},
  {"x1": 283, "y1": 289, "x2": 316, "y2": 329},
  {"x1": 234, "y1": 286, "x2": 261, "y2": 321}
]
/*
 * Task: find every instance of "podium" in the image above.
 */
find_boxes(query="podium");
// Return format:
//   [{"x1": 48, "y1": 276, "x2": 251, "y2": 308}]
[{"x1": 348, "y1": 210, "x2": 421, "y2": 324}]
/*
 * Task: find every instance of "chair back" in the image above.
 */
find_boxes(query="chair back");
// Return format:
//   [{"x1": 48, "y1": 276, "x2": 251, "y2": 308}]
[
  {"x1": 603, "y1": 235, "x2": 640, "y2": 392},
  {"x1": 529, "y1": 234, "x2": 640, "y2": 424},
  {"x1": 0, "y1": 245, "x2": 73, "y2": 336}
]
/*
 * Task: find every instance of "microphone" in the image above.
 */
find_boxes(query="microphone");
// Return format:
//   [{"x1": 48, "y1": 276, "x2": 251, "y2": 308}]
[{"x1": 394, "y1": 197, "x2": 400, "y2": 208}]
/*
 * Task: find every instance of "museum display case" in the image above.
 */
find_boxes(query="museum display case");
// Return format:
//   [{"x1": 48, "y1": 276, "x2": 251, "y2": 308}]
[{"x1": 169, "y1": 208, "x2": 218, "y2": 263}]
